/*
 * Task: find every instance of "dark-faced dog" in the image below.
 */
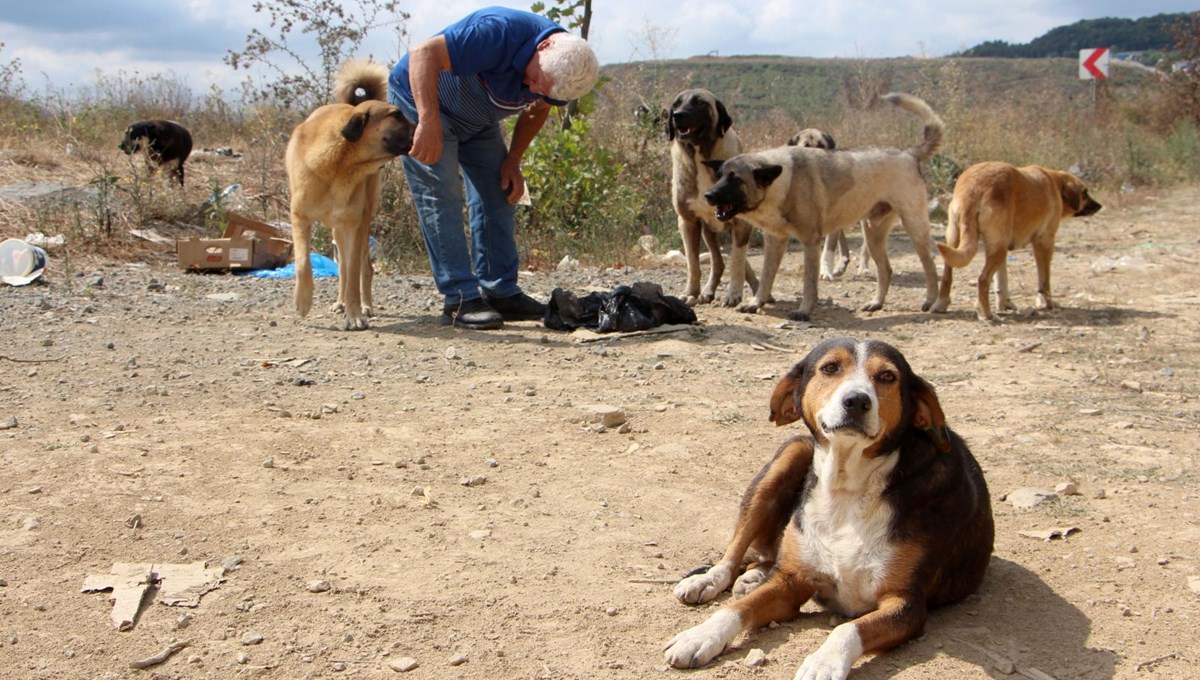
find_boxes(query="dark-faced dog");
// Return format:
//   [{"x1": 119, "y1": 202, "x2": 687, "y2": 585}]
[
  {"x1": 704, "y1": 93, "x2": 944, "y2": 321},
  {"x1": 286, "y1": 59, "x2": 414, "y2": 331},
  {"x1": 668, "y1": 89, "x2": 759, "y2": 307},
  {"x1": 119, "y1": 120, "x2": 193, "y2": 187},
  {"x1": 666, "y1": 337, "x2": 993, "y2": 679},
  {"x1": 931, "y1": 161, "x2": 1102, "y2": 321}
]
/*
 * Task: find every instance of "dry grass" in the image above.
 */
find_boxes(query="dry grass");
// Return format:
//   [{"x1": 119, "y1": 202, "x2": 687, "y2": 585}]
[{"x1": 0, "y1": 57, "x2": 1196, "y2": 270}]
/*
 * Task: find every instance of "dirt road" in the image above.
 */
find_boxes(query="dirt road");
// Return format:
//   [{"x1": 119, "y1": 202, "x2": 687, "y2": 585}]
[{"x1": 1, "y1": 186, "x2": 1197, "y2": 679}]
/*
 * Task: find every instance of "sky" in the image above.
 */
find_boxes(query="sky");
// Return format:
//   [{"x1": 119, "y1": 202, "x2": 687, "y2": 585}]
[{"x1": 0, "y1": 1, "x2": 1194, "y2": 95}]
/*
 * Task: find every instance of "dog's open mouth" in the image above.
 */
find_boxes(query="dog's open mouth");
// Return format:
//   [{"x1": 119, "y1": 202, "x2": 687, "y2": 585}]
[
  {"x1": 714, "y1": 204, "x2": 738, "y2": 221},
  {"x1": 675, "y1": 124, "x2": 696, "y2": 138}
]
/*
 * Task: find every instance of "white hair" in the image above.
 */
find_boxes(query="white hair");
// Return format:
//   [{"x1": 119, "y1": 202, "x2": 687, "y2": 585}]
[{"x1": 541, "y1": 32, "x2": 599, "y2": 101}]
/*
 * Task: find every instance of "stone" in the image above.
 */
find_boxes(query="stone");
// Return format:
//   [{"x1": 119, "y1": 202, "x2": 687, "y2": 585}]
[
  {"x1": 1055, "y1": 482, "x2": 1080, "y2": 496},
  {"x1": 745, "y1": 648, "x2": 767, "y2": 667},
  {"x1": 1007, "y1": 488, "x2": 1056, "y2": 509},
  {"x1": 389, "y1": 657, "x2": 419, "y2": 672}
]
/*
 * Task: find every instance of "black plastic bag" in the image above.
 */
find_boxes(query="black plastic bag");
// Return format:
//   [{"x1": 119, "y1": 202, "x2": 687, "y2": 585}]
[{"x1": 544, "y1": 282, "x2": 696, "y2": 333}]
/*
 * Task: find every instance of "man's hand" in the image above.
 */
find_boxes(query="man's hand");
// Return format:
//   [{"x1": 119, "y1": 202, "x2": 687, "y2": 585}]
[
  {"x1": 410, "y1": 119, "x2": 444, "y2": 166},
  {"x1": 500, "y1": 156, "x2": 526, "y2": 205}
]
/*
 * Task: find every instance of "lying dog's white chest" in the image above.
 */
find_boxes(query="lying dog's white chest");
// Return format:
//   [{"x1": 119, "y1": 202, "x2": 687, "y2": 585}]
[{"x1": 799, "y1": 484, "x2": 895, "y2": 615}]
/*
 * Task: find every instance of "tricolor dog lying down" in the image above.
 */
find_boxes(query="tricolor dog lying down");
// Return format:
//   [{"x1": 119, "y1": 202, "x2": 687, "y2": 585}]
[{"x1": 665, "y1": 337, "x2": 994, "y2": 679}]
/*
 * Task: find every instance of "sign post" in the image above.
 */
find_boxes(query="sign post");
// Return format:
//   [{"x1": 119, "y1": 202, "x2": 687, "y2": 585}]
[{"x1": 1079, "y1": 48, "x2": 1111, "y2": 111}]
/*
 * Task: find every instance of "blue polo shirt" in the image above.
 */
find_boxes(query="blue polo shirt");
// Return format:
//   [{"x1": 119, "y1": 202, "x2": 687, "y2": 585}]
[{"x1": 389, "y1": 6, "x2": 567, "y2": 131}]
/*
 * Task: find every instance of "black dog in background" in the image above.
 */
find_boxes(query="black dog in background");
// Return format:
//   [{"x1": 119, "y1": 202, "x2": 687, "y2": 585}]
[{"x1": 119, "y1": 120, "x2": 193, "y2": 187}]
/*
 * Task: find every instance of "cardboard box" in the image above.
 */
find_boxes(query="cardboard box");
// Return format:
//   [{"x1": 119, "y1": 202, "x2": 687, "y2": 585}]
[
  {"x1": 176, "y1": 236, "x2": 288, "y2": 271},
  {"x1": 176, "y1": 212, "x2": 293, "y2": 271}
]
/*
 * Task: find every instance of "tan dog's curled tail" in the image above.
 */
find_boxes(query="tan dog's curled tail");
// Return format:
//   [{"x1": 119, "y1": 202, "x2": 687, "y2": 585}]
[
  {"x1": 937, "y1": 194, "x2": 980, "y2": 268},
  {"x1": 882, "y1": 92, "x2": 944, "y2": 164},
  {"x1": 333, "y1": 59, "x2": 389, "y2": 105}
]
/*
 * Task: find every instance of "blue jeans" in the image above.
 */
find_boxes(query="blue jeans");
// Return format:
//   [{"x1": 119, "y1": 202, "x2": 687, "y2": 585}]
[{"x1": 393, "y1": 96, "x2": 522, "y2": 306}]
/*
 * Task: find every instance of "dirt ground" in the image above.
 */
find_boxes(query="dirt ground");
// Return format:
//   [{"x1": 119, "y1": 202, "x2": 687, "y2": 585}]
[{"x1": 1, "y1": 183, "x2": 1198, "y2": 680}]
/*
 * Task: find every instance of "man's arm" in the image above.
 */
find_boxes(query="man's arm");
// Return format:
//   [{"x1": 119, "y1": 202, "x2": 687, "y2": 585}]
[
  {"x1": 407, "y1": 35, "x2": 452, "y2": 165},
  {"x1": 500, "y1": 99, "x2": 552, "y2": 204}
]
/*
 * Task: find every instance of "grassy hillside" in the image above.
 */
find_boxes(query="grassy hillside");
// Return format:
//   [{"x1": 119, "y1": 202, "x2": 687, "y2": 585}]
[{"x1": 602, "y1": 55, "x2": 1157, "y2": 126}]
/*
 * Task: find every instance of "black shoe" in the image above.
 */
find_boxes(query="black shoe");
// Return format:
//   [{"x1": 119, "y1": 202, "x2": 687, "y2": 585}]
[
  {"x1": 484, "y1": 291, "x2": 546, "y2": 321},
  {"x1": 440, "y1": 298, "x2": 503, "y2": 329}
]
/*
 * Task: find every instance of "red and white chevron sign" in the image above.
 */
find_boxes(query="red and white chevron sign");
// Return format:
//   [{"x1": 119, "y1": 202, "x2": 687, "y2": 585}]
[{"x1": 1079, "y1": 48, "x2": 1110, "y2": 80}]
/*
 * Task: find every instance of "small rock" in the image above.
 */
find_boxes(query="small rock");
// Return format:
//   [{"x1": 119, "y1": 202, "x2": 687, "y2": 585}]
[
  {"x1": 27, "y1": 487, "x2": 42, "y2": 495},
  {"x1": 485, "y1": 458, "x2": 498, "y2": 468},
  {"x1": 460, "y1": 475, "x2": 487, "y2": 487},
  {"x1": 469, "y1": 530, "x2": 492, "y2": 540},
  {"x1": 389, "y1": 657, "x2": 419, "y2": 672},
  {"x1": 1092, "y1": 488, "x2": 1107, "y2": 499},
  {"x1": 745, "y1": 648, "x2": 767, "y2": 667},
  {"x1": 237, "y1": 652, "x2": 250, "y2": 664},
  {"x1": 23, "y1": 516, "x2": 41, "y2": 531},
  {"x1": 332, "y1": 661, "x2": 347, "y2": 671},
  {"x1": 448, "y1": 654, "x2": 468, "y2": 666},
  {"x1": 223, "y1": 555, "x2": 244, "y2": 572},
  {"x1": 1055, "y1": 482, "x2": 1080, "y2": 496},
  {"x1": 1188, "y1": 576, "x2": 1200, "y2": 595},
  {"x1": 1007, "y1": 488, "x2": 1056, "y2": 509},
  {"x1": 1114, "y1": 557, "x2": 1136, "y2": 571},
  {"x1": 240, "y1": 632, "x2": 265, "y2": 646},
  {"x1": 1119, "y1": 380, "x2": 1143, "y2": 393},
  {"x1": 306, "y1": 580, "x2": 332, "y2": 593},
  {"x1": 0, "y1": 416, "x2": 17, "y2": 430},
  {"x1": 351, "y1": 392, "x2": 366, "y2": 400},
  {"x1": 578, "y1": 404, "x2": 626, "y2": 428}
]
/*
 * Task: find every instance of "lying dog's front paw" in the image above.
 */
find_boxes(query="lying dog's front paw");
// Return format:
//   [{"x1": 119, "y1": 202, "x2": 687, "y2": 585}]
[
  {"x1": 794, "y1": 624, "x2": 860, "y2": 680},
  {"x1": 732, "y1": 566, "x2": 769, "y2": 597},
  {"x1": 663, "y1": 610, "x2": 740, "y2": 669},
  {"x1": 674, "y1": 563, "x2": 733, "y2": 605}
]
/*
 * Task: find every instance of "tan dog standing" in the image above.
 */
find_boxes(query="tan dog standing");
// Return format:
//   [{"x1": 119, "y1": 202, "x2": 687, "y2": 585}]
[
  {"x1": 931, "y1": 161, "x2": 1102, "y2": 321},
  {"x1": 668, "y1": 88, "x2": 759, "y2": 307},
  {"x1": 286, "y1": 60, "x2": 415, "y2": 330},
  {"x1": 787, "y1": 128, "x2": 872, "y2": 280},
  {"x1": 703, "y1": 93, "x2": 944, "y2": 320}
]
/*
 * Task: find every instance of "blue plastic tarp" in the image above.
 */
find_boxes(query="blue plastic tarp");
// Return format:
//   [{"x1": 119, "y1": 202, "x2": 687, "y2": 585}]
[{"x1": 241, "y1": 253, "x2": 338, "y2": 278}]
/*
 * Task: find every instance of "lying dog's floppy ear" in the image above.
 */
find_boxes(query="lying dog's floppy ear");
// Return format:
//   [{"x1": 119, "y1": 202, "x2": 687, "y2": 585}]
[
  {"x1": 822, "y1": 131, "x2": 836, "y2": 150},
  {"x1": 715, "y1": 99, "x2": 733, "y2": 137},
  {"x1": 341, "y1": 112, "x2": 371, "y2": 142},
  {"x1": 752, "y1": 165, "x2": 783, "y2": 188},
  {"x1": 701, "y1": 159, "x2": 724, "y2": 178},
  {"x1": 769, "y1": 371, "x2": 803, "y2": 426},
  {"x1": 666, "y1": 110, "x2": 677, "y2": 141},
  {"x1": 911, "y1": 375, "x2": 951, "y2": 453}
]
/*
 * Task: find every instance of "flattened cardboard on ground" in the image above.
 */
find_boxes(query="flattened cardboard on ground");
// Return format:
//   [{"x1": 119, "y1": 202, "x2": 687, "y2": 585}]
[
  {"x1": 82, "y1": 561, "x2": 225, "y2": 630},
  {"x1": 81, "y1": 563, "x2": 154, "y2": 631}
]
